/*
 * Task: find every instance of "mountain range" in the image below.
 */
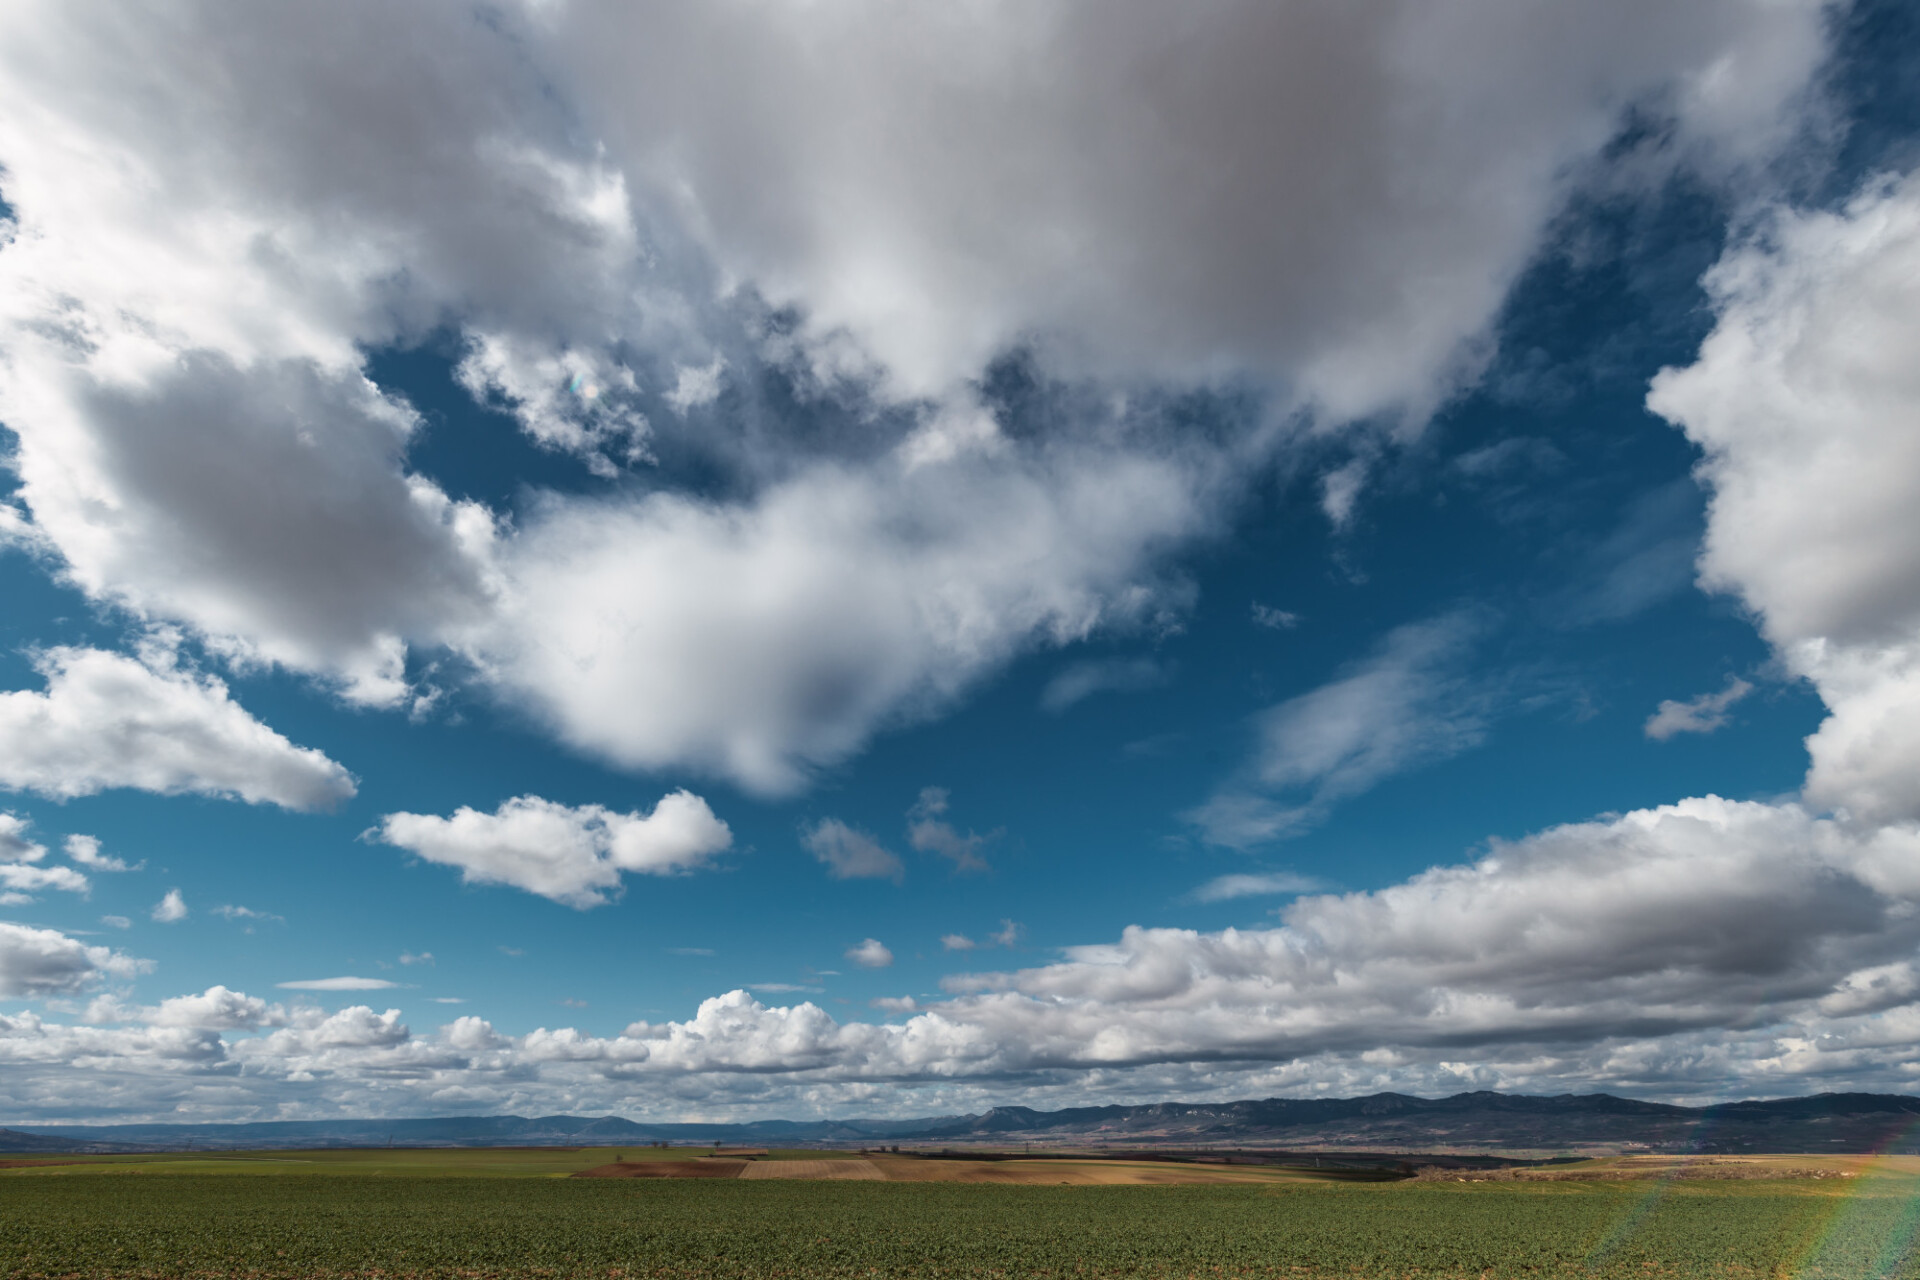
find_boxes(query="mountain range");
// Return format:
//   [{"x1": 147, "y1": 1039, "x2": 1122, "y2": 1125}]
[{"x1": 10, "y1": 1091, "x2": 1920, "y2": 1154}]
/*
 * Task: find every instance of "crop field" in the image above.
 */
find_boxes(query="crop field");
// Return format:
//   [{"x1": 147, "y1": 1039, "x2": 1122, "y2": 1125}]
[{"x1": 6, "y1": 1152, "x2": 1920, "y2": 1278}]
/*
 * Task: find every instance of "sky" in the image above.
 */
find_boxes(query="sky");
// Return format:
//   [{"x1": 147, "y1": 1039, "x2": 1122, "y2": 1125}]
[{"x1": 1, "y1": 0, "x2": 1919, "y2": 1125}]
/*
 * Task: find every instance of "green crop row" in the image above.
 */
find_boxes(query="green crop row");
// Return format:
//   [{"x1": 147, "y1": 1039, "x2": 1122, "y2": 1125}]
[{"x1": 4, "y1": 1174, "x2": 1918, "y2": 1279}]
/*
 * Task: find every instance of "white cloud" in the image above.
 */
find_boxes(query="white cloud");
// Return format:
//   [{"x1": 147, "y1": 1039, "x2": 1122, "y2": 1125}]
[
  {"x1": 1319, "y1": 457, "x2": 1370, "y2": 530},
  {"x1": 399, "y1": 951, "x2": 433, "y2": 967},
  {"x1": 941, "y1": 934, "x2": 977, "y2": 952},
  {"x1": 0, "y1": 861, "x2": 89, "y2": 901},
  {"x1": 375, "y1": 792, "x2": 733, "y2": 909},
  {"x1": 476, "y1": 448, "x2": 1208, "y2": 795},
  {"x1": 0, "y1": 647, "x2": 356, "y2": 810},
  {"x1": 1188, "y1": 872, "x2": 1323, "y2": 903},
  {"x1": 1192, "y1": 612, "x2": 1491, "y2": 846},
  {"x1": 8, "y1": 794, "x2": 1920, "y2": 1113},
  {"x1": 989, "y1": 920, "x2": 1023, "y2": 948},
  {"x1": 559, "y1": 0, "x2": 1825, "y2": 412},
  {"x1": 0, "y1": 922, "x2": 146, "y2": 999},
  {"x1": 1645, "y1": 676, "x2": 1753, "y2": 740},
  {"x1": 138, "y1": 986, "x2": 286, "y2": 1031},
  {"x1": 1649, "y1": 170, "x2": 1920, "y2": 823},
  {"x1": 150, "y1": 889, "x2": 187, "y2": 923},
  {"x1": 11, "y1": 786, "x2": 1920, "y2": 1115},
  {"x1": 99, "y1": 915, "x2": 130, "y2": 930},
  {"x1": 1251, "y1": 604, "x2": 1299, "y2": 631},
  {"x1": 846, "y1": 938, "x2": 894, "y2": 969},
  {"x1": 0, "y1": 0, "x2": 1832, "y2": 797},
  {"x1": 63, "y1": 834, "x2": 139, "y2": 872},
  {"x1": 664, "y1": 356, "x2": 726, "y2": 415},
  {"x1": 802, "y1": 819, "x2": 904, "y2": 884},
  {"x1": 212, "y1": 905, "x2": 282, "y2": 925},
  {"x1": 1039, "y1": 658, "x2": 1166, "y2": 713},
  {"x1": 275, "y1": 978, "x2": 400, "y2": 992}
]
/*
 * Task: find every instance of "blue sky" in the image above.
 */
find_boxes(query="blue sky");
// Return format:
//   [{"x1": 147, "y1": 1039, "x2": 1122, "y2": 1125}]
[{"x1": 1, "y1": 0, "x2": 1918, "y2": 1123}]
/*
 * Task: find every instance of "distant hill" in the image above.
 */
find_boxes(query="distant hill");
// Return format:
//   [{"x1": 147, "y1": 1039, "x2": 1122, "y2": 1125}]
[{"x1": 10, "y1": 1091, "x2": 1920, "y2": 1154}]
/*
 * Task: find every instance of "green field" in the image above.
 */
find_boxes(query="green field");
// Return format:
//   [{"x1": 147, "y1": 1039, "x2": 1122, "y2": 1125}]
[{"x1": 6, "y1": 1153, "x2": 1920, "y2": 1278}]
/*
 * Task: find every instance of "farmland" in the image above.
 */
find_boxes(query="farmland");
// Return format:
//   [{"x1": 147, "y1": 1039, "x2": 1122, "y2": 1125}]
[{"x1": 5, "y1": 1150, "x2": 1920, "y2": 1278}]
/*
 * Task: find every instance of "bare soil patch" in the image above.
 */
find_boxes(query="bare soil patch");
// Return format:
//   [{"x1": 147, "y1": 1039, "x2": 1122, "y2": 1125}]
[
  {"x1": 739, "y1": 1158, "x2": 884, "y2": 1180},
  {"x1": 868, "y1": 1156, "x2": 1299, "y2": 1185}
]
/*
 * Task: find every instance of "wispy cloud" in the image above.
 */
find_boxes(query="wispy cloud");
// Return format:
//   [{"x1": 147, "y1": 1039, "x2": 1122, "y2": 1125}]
[
  {"x1": 802, "y1": 818, "x2": 904, "y2": 883},
  {"x1": 1646, "y1": 676, "x2": 1752, "y2": 741},
  {"x1": 1040, "y1": 658, "x2": 1167, "y2": 713},
  {"x1": 1187, "y1": 871, "x2": 1324, "y2": 903},
  {"x1": 1251, "y1": 603, "x2": 1299, "y2": 631},
  {"x1": 907, "y1": 788, "x2": 994, "y2": 873},
  {"x1": 214, "y1": 904, "x2": 284, "y2": 925},
  {"x1": 1190, "y1": 611, "x2": 1495, "y2": 847},
  {"x1": 275, "y1": 977, "x2": 400, "y2": 991}
]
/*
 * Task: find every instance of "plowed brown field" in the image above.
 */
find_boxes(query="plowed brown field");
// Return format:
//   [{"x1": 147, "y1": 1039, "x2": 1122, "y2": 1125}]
[
  {"x1": 867, "y1": 1155, "x2": 1298, "y2": 1184},
  {"x1": 739, "y1": 1158, "x2": 884, "y2": 1179}
]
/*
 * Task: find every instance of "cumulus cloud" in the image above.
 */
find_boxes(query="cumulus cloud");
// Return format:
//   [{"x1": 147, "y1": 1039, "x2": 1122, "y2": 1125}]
[
  {"x1": 941, "y1": 934, "x2": 977, "y2": 952},
  {"x1": 0, "y1": 0, "x2": 1834, "y2": 795},
  {"x1": 478, "y1": 449, "x2": 1208, "y2": 794},
  {"x1": 1650, "y1": 170, "x2": 1920, "y2": 823},
  {"x1": 1250, "y1": 604, "x2": 1300, "y2": 631},
  {"x1": 63, "y1": 834, "x2": 139, "y2": 872},
  {"x1": 87, "y1": 986, "x2": 289, "y2": 1031},
  {"x1": 559, "y1": 0, "x2": 1826, "y2": 411},
  {"x1": 0, "y1": 861, "x2": 89, "y2": 902},
  {"x1": 1192, "y1": 612, "x2": 1492, "y2": 846},
  {"x1": 150, "y1": 889, "x2": 187, "y2": 923},
  {"x1": 10, "y1": 794, "x2": 1920, "y2": 1115},
  {"x1": 845, "y1": 938, "x2": 894, "y2": 969},
  {"x1": 375, "y1": 792, "x2": 733, "y2": 909},
  {"x1": 0, "y1": 922, "x2": 146, "y2": 999},
  {"x1": 802, "y1": 819, "x2": 904, "y2": 884},
  {"x1": 0, "y1": 647, "x2": 356, "y2": 810},
  {"x1": 1645, "y1": 676, "x2": 1754, "y2": 740}
]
